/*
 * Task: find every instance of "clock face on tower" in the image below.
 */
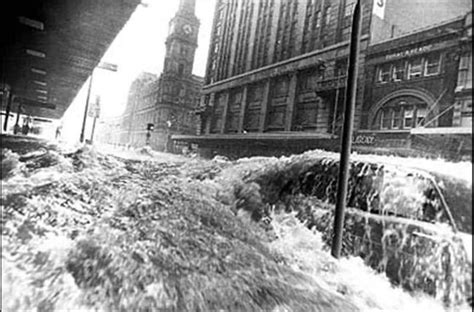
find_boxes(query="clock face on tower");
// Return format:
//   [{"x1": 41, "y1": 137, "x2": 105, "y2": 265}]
[{"x1": 183, "y1": 24, "x2": 192, "y2": 35}]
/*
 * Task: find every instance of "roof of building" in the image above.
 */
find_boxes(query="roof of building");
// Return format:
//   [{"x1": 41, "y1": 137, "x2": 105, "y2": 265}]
[{"x1": 369, "y1": 15, "x2": 466, "y2": 55}]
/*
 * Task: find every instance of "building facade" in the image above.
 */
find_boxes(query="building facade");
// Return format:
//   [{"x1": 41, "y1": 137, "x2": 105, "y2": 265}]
[
  {"x1": 359, "y1": 13, "x2": 472, "y2": 159},
  {"x1": 183, "y1": 0, "x2": 375, "y2": 158},
  {"x1": 453, "y1": 11, "x2": 472, "y2": 128},
  {"x1": 175, "y1": 0, "x2": 471, "y2": 160},
  {"x1": 109, "y1": 0, "x2": 203, "y2": 151}
]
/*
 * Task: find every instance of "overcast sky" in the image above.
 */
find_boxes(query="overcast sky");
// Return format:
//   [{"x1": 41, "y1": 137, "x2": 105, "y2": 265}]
[{"x1": 61, "y1": 0, "x2": 215, "y2": 141}]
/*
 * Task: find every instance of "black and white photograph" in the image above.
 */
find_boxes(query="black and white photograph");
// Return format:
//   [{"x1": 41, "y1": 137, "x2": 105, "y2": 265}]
[{"x1": 1, "y1": 0, "x2": 472, "y2": 311}]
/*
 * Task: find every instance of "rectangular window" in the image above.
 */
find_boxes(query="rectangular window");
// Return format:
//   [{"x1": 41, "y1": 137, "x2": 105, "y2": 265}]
[
  {"x1": 378, "y1": 64, "x2": 391, "y2": 83},
  {"x1": 315, "y1": 11, "x2": 321, "y2": 28},
  {"x1": 416, "y1": 107, "x2": 427, "y2": 127},
  {"x1": 457, "y1": 52, "x2": 473, "y2": 89},
  {"x1": 392, "y1": 109, "x2": 401, "y2": 129},
  {"x1": 424, "y1": 53, "x2": 441, "y2": 76},
  {"x1": 325, "y1": 6, "x2": 332, "y2": 25},
  {"x1": 403, "y1": 106, "x2": 414, "y2": 128},
  {"x1": 392, "y1": 61, "x2": 405, "y2": 81},
  {"x1": 381, "y1": 110, "x2": 391, "y2": 129},
  {"x1": 274, "y1": 77, "x2": 289, "y2": 97},
  {"x1": 336, "y1": 60, "x2": 347, "y2": 77},
  {"x1": 344, "y1": 0, "x2": 355, "y2": 17},
  {"x1": 408, "y1": 57, "x2": 423, "y2": 79}
]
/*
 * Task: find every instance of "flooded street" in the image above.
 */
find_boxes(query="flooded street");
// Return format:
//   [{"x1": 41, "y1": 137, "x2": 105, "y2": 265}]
[
  {"x1": 2, "y1": 0, "x2": 471, "y2": 310},
  {"x1": 2, "y1": 145, "x2": 471, "y2": 311}
]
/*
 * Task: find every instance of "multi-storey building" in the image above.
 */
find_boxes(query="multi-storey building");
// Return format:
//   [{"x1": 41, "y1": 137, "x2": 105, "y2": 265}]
[
  {"x1": 111, "y1": 0, "x2": 203, "y2": 151},
  {"x1": 181, "y1": 0, "x2": 375, "y2": 158},
  {"x1": 174, "y1": 0, "x2": 471, "y2": 159},
  {"x1": 453, "y1": 11, "x2": 472, "y2": 128},
  {"x1": 358, "y1": 12, "x2": 472, "y2": 159}
]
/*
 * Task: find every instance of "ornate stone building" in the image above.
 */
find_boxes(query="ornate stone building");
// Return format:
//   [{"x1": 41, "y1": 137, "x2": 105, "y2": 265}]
[
  {"x1": 359, "y1": 13, "x2": 472, "y2": 159},
  {"x1": 174, "y1": 0, "x2": 471, "y2": 159},
  {"x1": 177, "y1": 0, "x2": 375, "y2": 158},
  {"x1": 114, "y1": 0, "x2": 203, "y2": 151}
]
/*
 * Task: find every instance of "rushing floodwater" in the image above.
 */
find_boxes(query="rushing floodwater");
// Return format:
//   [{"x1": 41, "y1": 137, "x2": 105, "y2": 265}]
[{"x1": 1, "y1": 145, "x2": 471, "y2": 311}]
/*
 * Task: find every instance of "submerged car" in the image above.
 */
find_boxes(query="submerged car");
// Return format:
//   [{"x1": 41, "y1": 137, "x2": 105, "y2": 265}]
[{"x1": 244, "y1": 153, "x2": 472, "y2": 307}]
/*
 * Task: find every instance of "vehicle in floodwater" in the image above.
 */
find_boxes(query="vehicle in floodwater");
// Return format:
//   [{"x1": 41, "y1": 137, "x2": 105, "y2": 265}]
[{"x1": 243, "y1": 152, "x2": 472, "y2": 308}]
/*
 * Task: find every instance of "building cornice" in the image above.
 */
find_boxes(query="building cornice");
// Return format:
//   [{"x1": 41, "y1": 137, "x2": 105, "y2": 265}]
[{"x1": 202, "y1": 35, "x2": 370, "y2": 94}]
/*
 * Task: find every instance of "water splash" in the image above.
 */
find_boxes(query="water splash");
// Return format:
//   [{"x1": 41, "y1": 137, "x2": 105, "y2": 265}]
[{"x1": 268, "y1": 212, "x2": 471, "y2": 312}]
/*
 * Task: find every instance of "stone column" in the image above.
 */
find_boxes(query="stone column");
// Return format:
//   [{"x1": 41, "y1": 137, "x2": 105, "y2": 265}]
[
  {"x1": 245, "y1": 4, "x2": 259, "y2": 72},
  {"x1": 294, "y1": 0, "x2": 307, "y2": 56},
  {"x1": 238, "y1": 85, "x2": 248, "y2": 132},
  {"x1": 259, "y1": 80, "x2": 271, "y2": 132},
  {"x1": 227, "y1": 0, "x2": 243, "y2": 77},
  {"x1": 285, "y1": 73, "x2": 298, "y2": 131},
  {"x1": 204, "y1": 93, "x2": 215, "y2": 134},
  {"x1": 220, "y1": 92, "x2": 230, "y2": 134},
  {"x1": 267, "y1": 3, "x2": 282, "y2": 65}
]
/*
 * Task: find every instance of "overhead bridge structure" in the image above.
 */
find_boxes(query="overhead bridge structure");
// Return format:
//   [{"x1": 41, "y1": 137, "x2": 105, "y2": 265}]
[{"x1": 0, "y1": 0, "x2": 141, "y2": 121}]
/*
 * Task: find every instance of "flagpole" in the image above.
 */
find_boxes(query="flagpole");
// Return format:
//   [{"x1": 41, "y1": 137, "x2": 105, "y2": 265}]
[{"x1": 331, "y1": 0, "x2": 362, "y2": 259}]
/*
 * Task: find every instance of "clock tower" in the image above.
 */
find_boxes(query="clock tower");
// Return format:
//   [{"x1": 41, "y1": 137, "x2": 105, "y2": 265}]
[{"x1": 163, "y1": 0, "x2": 200, "y2": 77}]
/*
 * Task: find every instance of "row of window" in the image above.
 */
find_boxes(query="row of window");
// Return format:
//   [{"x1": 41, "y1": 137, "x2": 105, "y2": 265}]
[
  {"x1": 209, "y1": 0, "x2": 359, "y2": 82},
  {"x1": 377, "y1": 53, "x2": 441, "y2": 83},
  {"x1": 378, "y1": 104, "x2": 427, "y2": 130}
]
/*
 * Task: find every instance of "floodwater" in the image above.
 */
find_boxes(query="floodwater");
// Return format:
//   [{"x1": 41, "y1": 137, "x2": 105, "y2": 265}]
[{"x1": 1, "y1": 145, "x2": 471, "y2": 311}]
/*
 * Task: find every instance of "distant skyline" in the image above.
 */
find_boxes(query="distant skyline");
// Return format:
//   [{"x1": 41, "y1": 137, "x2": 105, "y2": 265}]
[{"x1": 61, "y1": 0, "x2": 216, "y2": 142}]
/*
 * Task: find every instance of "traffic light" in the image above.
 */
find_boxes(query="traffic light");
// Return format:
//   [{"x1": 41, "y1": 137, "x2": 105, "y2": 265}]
[{"x1": 147, "y1": 123, "x2": 154, "y2": 131}]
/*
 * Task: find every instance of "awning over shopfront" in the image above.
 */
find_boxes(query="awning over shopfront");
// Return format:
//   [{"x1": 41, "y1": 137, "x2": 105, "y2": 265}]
[{"x1": 0, "y1": 0, "x2": 141, "y2": 120}]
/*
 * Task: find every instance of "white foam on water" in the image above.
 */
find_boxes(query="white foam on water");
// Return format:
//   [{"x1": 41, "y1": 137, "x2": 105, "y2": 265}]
[{"x1": 269, "y1": 213, "x2": 471, "y2": 312}]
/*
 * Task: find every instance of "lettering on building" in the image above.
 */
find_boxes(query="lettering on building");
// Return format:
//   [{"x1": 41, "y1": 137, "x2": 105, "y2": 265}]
[
  {"x1": 353, "y1": 135, "x2": 376, "y2": 145},
  {"x1": 385, "y1": 45, "x2": 433, "y2": 60}
]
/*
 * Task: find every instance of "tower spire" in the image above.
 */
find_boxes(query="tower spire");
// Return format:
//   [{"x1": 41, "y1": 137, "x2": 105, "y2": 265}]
[{"x1": 178, "y1": 0, "x2": 196, "y2": 14}]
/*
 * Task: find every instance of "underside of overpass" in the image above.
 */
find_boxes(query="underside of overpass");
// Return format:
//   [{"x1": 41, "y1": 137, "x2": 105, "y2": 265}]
[{"x1": 0, "y1": 0, "x2": 141, "y2": 121}]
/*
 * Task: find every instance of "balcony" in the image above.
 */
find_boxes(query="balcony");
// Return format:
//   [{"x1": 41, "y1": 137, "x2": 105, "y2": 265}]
[{"x1": 315, "y1": 76, "x2": 347, "y2": 91}]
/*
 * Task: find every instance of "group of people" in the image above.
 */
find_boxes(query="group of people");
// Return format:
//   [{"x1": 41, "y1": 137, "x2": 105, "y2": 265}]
[{"x1": 13, "y1": 115, "x2": 32, "y2": 135}]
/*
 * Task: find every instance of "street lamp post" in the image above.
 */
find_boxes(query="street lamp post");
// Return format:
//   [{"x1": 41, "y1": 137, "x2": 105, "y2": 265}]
[
  {"x1": 89, "y1": 95, "x2": 101, "y2": 143},
  {"x1": 79, "y1": 71, "x2": 94, "y2": 143},
  {"x1": 79, "y1": 62, "x2": 118, "y2": 143}
]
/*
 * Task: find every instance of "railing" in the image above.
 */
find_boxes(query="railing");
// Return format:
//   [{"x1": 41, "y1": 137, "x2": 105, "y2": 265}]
[{"x1": 315, "y1": 76, "x2": 347, "y2": 91}]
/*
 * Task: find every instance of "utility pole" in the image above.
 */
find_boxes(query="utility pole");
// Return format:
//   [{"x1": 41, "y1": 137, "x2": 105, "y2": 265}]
[
  {"x1": 79, "y1": 62, "x2": 117, "y2": 143},
  {"x1": 80, "y1": 71, "x2": 94, "y2": 143},
  {"x1": 89, "y1": 95, "x2": 101, "y2": 144},
  {"x1": 331, "y1": 0, "x2": 362, "y2": 259}
]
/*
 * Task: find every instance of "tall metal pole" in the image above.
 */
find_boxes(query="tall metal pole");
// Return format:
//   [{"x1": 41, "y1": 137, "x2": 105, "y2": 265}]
[
  {"x1": 80, "y1": 71, "x2": 94, "y2": 143},
  {"x1": 90, "y1": 116, "x2": 97, "y2": 143},
  {"x1": 332, "y1": 86, "x2": 340, "y2": 135},
  {"x1": 3, "y1": 90, "x2": 12, "y2": 131},
  {"x1": 331, "y1": 0, "x2": 362, "y2": 259}
]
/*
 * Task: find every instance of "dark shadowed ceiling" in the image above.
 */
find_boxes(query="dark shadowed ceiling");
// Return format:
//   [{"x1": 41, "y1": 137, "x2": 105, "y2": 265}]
[{"x1": 0, "y1": 0, "x2": 141, "y2": 119}]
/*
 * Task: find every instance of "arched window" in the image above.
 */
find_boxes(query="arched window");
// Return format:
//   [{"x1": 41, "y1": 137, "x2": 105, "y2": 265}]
[{"x1": 374, "y1": 99, "x2": 428, "y2": 130}]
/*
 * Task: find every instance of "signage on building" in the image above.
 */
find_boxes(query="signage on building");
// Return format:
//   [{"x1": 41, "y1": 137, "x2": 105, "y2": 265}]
[
  {"x1": 372, "y1": 0, "x2": 386, "y2": 19},
  {"x1": 353, "y1": 134, "x2": 376, "y2": 145},
  {"x1": 88, "y1": 96, "x2": 101, "y2": 118},
  {"x1": 385, "y1": 45, "x2": 433, "y2": 60}
]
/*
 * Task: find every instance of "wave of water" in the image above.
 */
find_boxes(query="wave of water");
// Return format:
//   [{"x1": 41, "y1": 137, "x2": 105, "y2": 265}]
[
  {"x1": 269, "y1": 212, "x2": 469, "y2": 312},
  {"x1": 1, "y1": 145, "x2": 471, "y2": 311}
]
